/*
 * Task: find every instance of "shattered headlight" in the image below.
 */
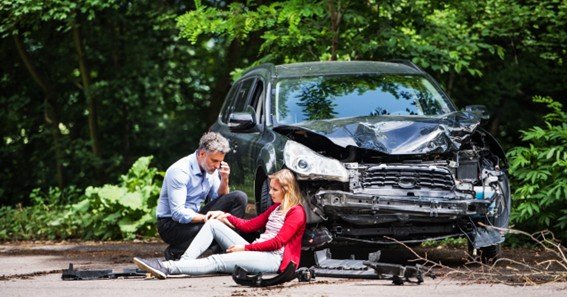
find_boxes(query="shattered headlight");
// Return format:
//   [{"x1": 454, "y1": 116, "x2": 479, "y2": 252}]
[{"x1": 283, "y1": 140, "x2": 349, "y2": 182}]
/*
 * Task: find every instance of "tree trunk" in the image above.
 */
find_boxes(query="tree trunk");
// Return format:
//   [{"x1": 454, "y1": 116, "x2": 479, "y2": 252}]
[
  {"x1": 72, "y1": 18, "x2": 102, "y2": 160},
  {"x1": 14, "y1": 34, "x2": 65, "y2": 189},
  {"x1": 327, "y1": 0, "x2": 342, "y2": 61}
]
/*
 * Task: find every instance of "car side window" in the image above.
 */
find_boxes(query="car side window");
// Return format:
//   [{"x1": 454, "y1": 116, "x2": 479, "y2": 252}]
[
  {"x1": 232, "y1": 78, "x2": 255, "y2": 113},
  {"x1": 219, "y1": 84, "x2": 239, "y2": 124},
  {"x1": 249, "y1": 79, "x2": 265, "y2": 124}
]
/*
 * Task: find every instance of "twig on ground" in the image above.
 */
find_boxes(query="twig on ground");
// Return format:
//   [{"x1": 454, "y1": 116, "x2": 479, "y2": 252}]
[{"x1": 384, "y1": 226, "x2": 567, "y2": 286}]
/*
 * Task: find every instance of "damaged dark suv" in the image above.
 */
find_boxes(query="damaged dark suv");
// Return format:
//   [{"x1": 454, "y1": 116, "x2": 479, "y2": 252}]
[{"x1": 211, "y1": 61, "x2": 510, "y2": 260}]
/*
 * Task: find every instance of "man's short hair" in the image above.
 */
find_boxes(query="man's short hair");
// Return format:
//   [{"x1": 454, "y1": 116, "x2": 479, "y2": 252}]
[{"x1": 198, "y1": 132, "x2": 230, "y2": 154}]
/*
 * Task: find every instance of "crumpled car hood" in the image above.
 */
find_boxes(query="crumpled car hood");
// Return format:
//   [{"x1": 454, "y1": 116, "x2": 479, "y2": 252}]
[{"x1": 274, "y1": 111, "x2": 482, "y2": 155}]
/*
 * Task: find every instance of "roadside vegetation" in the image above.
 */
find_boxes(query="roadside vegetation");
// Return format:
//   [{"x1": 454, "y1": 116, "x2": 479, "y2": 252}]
[
  {"x1": 507, "y1": 97, "x2": 567, "y2": 238},
  {"x1": 0, "y1": 1, "x2": 565, "y2": 248},
  {"x1": 0, "y1": 157, "x2": 161, "y2": 240}
]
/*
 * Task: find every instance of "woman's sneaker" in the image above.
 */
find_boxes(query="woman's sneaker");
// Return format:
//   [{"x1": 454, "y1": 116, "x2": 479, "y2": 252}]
[{"x1": 133, "y1": 257, "x2": 169, "y2": 279}]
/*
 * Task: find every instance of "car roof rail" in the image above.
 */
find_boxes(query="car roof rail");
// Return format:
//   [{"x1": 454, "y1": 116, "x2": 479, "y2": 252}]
[
  {"x1": 241, "y1": 63, "x2": 275, "y2": 77},
  {"x1": 387, "y1": 59, "x2": 425, "y2": 73}
]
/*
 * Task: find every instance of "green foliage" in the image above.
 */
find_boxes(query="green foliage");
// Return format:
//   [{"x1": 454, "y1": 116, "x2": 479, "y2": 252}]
[
  {"x1": 61, "y1": 156, "x2": 163, "y2": 240},
  {"x1": 0, "y1": 156, "x2": 162, "y2": 241},
  {"x1": 507, "y1": 97, "x2": 567, "y2": 238},
  {"x1": 421, "y1": 237, "x2": 467, "y2": 248},
  {"x1": 0, "y1": 1, "x2": 212, "y2": 205},
  {"x1": 0, "y1": 187, "x2": 82, "y2": 240},
  {"x1": 177, "y1": 1, "x2": 504, "y2": 76}
]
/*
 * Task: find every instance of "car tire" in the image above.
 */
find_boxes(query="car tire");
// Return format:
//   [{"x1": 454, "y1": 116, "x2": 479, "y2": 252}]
[
  {"x1": 255, "y1": 173, "x2": 273, "y2": 215},
  {"x1": 489, "y1": 173, "x2": 511, "y2": 229},
  {"x1": 468, "y1": 173, "x2": 510, "y2": 263}
]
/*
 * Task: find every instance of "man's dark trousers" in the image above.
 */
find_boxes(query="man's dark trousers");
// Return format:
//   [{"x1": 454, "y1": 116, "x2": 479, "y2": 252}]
[{"x1": 157, "y1": 191, "x2": 248, "y2": 260}]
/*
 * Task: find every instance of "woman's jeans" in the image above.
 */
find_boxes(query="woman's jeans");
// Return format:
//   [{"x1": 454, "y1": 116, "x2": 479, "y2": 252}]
[{"x1": 164, "y1": 219, "x2": 281, "y2": 275}]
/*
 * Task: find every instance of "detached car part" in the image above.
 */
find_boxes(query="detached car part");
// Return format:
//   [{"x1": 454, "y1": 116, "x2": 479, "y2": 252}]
[
  {"x1": 61, "y1": 263, "x2": 146, "y2": 280},
  {"x1": 232, "y1": 262, "x2": 315, "y2": 287},
  {"x1": 312, "y1": 248, "x2": 430, "y2": 285}
]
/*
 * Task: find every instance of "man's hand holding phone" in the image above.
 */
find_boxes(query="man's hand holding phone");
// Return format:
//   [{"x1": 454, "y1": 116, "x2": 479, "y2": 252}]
[{"x1": 219, "y1": 161, "x2": 230, "y2": 180}]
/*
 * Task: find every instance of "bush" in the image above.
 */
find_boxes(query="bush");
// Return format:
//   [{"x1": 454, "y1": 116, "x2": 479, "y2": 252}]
[
  {"x1": 507, "y1": 96, "x2": 567, "y2": 240},
  {"x1": 61, "y1": 156, "x2": 163, "y2": 240},
  {"x1": 0, "y1": 187, "x2": 82, "y2": 240},
  {"x1": 0, "y1": 156, "x2": 163, "y2": 241}
]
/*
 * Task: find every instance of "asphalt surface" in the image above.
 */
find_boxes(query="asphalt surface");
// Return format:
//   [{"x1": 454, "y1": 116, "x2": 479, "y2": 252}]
[{"x1": 1, "y1": 242, "x2": 566, "y2": 297}]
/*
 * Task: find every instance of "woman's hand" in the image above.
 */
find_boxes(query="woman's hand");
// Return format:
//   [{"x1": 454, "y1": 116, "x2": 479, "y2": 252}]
[
  {"x1": 226, "y1": 245, "x2": 245, "y2": 253},
  {"x1": 205, "y1": 210, "x2": 225, "y2": 221},
  {"x1": 218, "y1": 213, "x2": 235, "y2": 228}
]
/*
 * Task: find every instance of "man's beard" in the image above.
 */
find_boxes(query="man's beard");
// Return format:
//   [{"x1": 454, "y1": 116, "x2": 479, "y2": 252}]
[{"x1": 199, "y1": 159, "x2": 216, "y2": 175}]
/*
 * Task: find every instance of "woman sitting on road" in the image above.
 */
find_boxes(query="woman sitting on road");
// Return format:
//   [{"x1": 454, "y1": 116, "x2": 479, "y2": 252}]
[{"x1": 133, "y1": 168, "x2": 306, "y2": 279}]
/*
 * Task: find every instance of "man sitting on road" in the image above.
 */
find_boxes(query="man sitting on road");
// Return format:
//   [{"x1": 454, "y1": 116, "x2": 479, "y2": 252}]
[{"x1": 156, "y1": 132, "x2": 247, "y2": 260}]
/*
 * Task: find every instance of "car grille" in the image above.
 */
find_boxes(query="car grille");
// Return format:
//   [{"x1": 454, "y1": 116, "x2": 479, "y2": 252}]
[{"x1": 360, "y1": 165, "x2": 455, "y2": 191}]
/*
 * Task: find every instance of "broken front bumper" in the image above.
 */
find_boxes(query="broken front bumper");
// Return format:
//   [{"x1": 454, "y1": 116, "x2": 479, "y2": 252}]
[{"x1": 314, "y1": 190, "x2": 490, "y2": 218}]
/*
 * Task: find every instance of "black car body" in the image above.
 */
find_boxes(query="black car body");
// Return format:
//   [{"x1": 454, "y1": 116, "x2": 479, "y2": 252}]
[{"x1": 211, "y1": 61, "x2": 510, "y2": 259}]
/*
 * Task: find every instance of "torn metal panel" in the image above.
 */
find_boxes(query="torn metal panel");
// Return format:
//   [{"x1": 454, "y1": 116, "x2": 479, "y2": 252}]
[
  {"x1": 312, "y1": 248, "x2": 428, "y2": 285},
  {"x1": 274, "y1": 111, "x2": 481, "y2": 155}
]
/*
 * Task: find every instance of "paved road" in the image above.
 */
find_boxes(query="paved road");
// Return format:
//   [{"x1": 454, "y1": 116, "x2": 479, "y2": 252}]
[{"x1": 1, "y1": 243, "x2": 566, "y2": 297}]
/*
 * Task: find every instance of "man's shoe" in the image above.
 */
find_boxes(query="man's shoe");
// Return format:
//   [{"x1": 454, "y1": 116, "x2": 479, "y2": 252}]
[
  {"x1": 164, "y1": 247, "x2": 181, "y2": 261},
  {"x1": 133, "y1": 257, "x2": 169, "y2": 279}
]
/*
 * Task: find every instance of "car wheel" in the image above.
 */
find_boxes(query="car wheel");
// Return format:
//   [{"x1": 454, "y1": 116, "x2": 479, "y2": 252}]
[
  {"x1": 468, "y1": 173, "x2": 510, "y2": 263},
  {"x1": 489, "y1": 173, "x2": 511, "y2": 228},
  {"x1": 255, "y1": 173, "x2": 273, "y2": 215}
]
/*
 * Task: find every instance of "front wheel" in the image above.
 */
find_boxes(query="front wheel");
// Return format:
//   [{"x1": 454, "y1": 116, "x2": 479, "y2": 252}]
[
  {"x1": 255, "y1": 173, "x2": 273, "y2": 215},
  {"x1": 468, "y1": 173, "x2": 511, "y2": 263}
]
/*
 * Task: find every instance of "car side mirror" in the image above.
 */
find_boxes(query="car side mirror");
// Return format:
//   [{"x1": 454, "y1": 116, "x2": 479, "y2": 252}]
[
  {"x1": 228, "y1": 110, "x2": 257, "y2": 132},
  {"x1": 464, "y1": 105, "x2": 490, "y2": 121}
]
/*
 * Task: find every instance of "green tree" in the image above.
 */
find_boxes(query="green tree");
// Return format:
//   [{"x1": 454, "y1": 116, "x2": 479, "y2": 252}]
[
  {"x1": 1, "y1": 1, "x2": 119, "y2": 180},
  {"x1": 178, "y1": 1, "x2": 500, "y2": 75},
  {"x1": 0, "y1": 1, "x2": 222, "y2": 205}
]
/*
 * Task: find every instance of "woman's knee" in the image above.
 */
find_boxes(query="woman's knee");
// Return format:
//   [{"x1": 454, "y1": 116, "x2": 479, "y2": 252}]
[
  {"x1": 207, "y1": 219, "x2": 224, "y2": 229},
  {"x1": 201, "y1": 219, "x2": 222, "y2": 233}
]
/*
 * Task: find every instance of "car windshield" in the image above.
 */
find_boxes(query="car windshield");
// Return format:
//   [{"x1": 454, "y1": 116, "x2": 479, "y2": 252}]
[{"x1": 273, "y1": 74, "x2": 454, "y2": 125}]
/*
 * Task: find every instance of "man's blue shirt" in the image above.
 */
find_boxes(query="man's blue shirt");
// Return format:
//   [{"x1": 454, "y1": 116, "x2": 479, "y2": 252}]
[{"x1": 156, "y1": 152, "x2": 221, "y2": 223}]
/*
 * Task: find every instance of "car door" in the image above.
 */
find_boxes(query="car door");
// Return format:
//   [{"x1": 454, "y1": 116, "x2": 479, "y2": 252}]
[{"x1": 228, "y1": 76, "x2": 267, "y2": 195}]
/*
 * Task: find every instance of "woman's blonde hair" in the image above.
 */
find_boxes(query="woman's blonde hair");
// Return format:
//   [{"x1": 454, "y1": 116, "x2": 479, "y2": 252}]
[{"x1": 268, "y1": 169, "x2": 302, "y2": 213}]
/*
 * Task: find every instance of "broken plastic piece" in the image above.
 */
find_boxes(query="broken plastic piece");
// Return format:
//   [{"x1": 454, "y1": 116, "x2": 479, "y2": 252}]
[
  {"x1": 232, "y1": 262, "x2": 315, "y2": 287},
  {"x1": 312, "y1": 248, "x2": 429, "y2": 285},
  {"x1": 471, "y1": 226, "x2": 504, "y2": 249},
  {"x1": 61, "y1": 263, "x2": 146, "y2": 280},
  {"x1": 302, "y1": 226, "x2": 333, "y2": 250}
]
